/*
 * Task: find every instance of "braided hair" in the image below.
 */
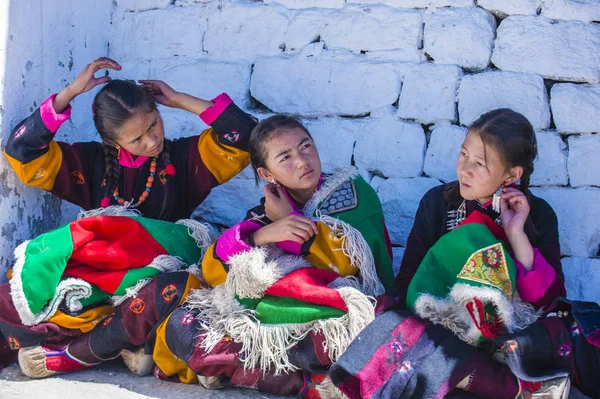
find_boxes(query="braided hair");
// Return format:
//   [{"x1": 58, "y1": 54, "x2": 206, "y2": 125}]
[
  {"x1": 93, "y1": 80, "x2": 176, "y2": 219},
  {"x1": 446, "y1": 108, "x2": 538, "y2": 239}
]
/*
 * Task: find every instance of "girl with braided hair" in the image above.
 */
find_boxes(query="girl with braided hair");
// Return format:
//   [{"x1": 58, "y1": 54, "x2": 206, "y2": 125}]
[{"x1": 5, "y1": 57, "x2": 256, "y2": 221}]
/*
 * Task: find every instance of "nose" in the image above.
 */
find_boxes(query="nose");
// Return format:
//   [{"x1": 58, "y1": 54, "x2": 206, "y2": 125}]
[
  {"x1": 297, "y1": 154, "x2": 310, "y2": 169},
  {"x1": 459, "y1": 160, "x2": 474, "y2": 178}
]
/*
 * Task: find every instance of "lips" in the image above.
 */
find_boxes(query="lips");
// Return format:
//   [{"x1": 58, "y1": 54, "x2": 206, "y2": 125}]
[
  {"x1": 149, "y1": 142, "x2": 163, "y2": 155},
  {"x1": 460, "y1": 182, "x2": 471, "y2": 188},
  {"x1": 300, "y1": 170, "x2": 314, "y2": 179}
]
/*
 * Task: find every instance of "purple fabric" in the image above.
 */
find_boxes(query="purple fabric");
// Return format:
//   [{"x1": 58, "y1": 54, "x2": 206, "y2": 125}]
[
  {"x1": 39, "y1": 94, "x2": 72, "y2": 133},
  {"x1": 215, "y1": 220, "x2": 262, "y2": 262}
]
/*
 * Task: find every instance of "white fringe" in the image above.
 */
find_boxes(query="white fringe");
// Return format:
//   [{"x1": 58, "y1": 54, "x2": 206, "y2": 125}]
[
  {"x1": 317, "y1": 215, "x2": 384, "y2": 297},
  {"x1": 9, "y1": 240, "x2": 95, "y2": 325},
  {"x1": 186, "y1": 281, "x2": 375, "y2": 375},
  {"x1": 77, "y1": 205, "x2": 140, "y2": 219},
  {"x1": 175, "y1": 219, "x2": 214, "y2": 253},
  {"x1": 147, "y1": 254, "x2": 187, "y2": 273},
  {"x1": 303, "y1": 167, "x2": 360, "y2": 219},
  {"x1": 414, "y1": 283, "x2": 541, "y2": 345},
  {"x1": 111, "y1": 278, "x2": 153, "y2": 306}
]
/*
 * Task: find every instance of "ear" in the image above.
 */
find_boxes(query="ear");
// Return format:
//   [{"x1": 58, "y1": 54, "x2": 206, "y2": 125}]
[
  {"x1": 504, "y1": 166, "x2": 523, "y2": 185},
  {"x1": 256, "y1": 167, "x2": 273, "y2": 183}
]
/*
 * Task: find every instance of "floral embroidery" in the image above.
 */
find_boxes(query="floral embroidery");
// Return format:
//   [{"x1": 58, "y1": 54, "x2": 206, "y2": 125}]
[
  {"x1": 398, "y1": 361, "x2": 412, "y2": 374},
  {"x1": 318, "y1": 181, "x2": 358, "y2": 215},
  {"x1": 501, "y1": 339, "x2": 519, "y2": 353},
  {"x1": 457, "y1": 242, "x2": 513, "y2": 300},
  {"x1": 558, "y1": 344, "x2": 571, "y2": 357},
  {"x1": 389, "y1": 340, "x2": 403, "y2": 355}
]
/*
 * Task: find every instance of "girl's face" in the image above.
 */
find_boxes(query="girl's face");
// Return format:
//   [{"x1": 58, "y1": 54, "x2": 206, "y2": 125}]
[
  {"x1": 114, "y1": 110, "x2": 165, "y2": 157},
  {"x1": 258, "y1": 127, "x2": 322, "y2": 196},
  {"x1": 456, "y1": 131, "x2": 515, "y2": 203}
]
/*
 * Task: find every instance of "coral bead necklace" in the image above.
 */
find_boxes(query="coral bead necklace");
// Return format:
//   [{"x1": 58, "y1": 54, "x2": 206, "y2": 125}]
[{"x1": 113, "y1": 157, "x2": 158, "y2": 208}]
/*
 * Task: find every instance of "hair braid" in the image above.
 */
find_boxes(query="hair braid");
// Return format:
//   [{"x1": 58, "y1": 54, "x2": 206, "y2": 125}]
[{"x1": 102, "y1": 143, "x2": 121, "y2": 203}]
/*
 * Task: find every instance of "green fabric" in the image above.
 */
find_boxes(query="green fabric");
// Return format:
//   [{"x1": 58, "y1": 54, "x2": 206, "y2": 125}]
[
  {"x1": 21, "y1": 224, "x2": 74, "y2": 315},
  {"x1": 76, "y1": 283, "x2": 110, "y2": 309},
  {"x1": 407, "y1": 222, "x2": 516, "y2": 310},
  {"x1": 131, "y1": 217, "x2": 201, "y2": 265},
  {"x1": 114, "y1": 267, "x2": 162, "y2": 296},
  {"x1": 312, "y1": 175, "x2": 395, "y2": 289},
  {"x1": 255, "y1": 295, "x2": 346, "y2": 325}
]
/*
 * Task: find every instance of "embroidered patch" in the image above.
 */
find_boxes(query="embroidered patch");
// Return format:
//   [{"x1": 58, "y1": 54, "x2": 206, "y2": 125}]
[
  {"x1": 181, "y1": 313, "x2": 194, "y2": 326},
  {"x1": 129, "y1": 298, "x2": 146, "y2": 314},
  {"x1": 13, "y1": 125, "x2": 27, "y2": 139},
  {"x1": 457, "y1": 242, "x2": 513, "y2": 300},
  {"x1": 389, "y1": 340, "x2": 403, "y2": 355},
  {"x1": 222, "y1": 130, "x2": 240, "y2": 143},
  {"x1": 398, "y1": 361, "x2": 412, "y2": 374},
  {"x1": 8, "y1": 336, "x2": 21, "y2": 350},
  {"x1": 317, "y1": 180, "x2": 358, "y2": 215},
  {"x1": 501, "y1": 339, "x2": 518, "y2": 353},
  {"x1": 558, "y1": 343, "x2": 571, "y2": 357},
  {"x1": 161, "y1": 284, "x2": 178, "y2": 303},
  {"x1": 33, "y1": 168, "x2": 46, "y2": 180},
  {"x1": 571, "y1": 321, "x2": 580, "y2": 336},
  {"x1": 71, "y1": 171, "x2": 85, "y2": 185}
]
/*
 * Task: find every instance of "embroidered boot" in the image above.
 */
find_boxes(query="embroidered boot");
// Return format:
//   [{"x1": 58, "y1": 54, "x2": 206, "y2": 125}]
[{"x1": 18, "y1": 345, "x2": 96, "y2": 378}]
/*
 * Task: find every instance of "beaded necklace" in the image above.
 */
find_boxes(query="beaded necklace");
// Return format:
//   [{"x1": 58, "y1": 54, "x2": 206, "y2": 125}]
[{"x1": 113, "y1": 157, "x2": 158, "y2": 208}]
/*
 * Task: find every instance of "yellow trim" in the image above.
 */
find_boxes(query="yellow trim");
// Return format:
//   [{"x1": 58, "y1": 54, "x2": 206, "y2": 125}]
[
  {"x1": 47, "y1": 305, "x2": 114, "y2": 333},
  {"x1": 152, "y1": 312, "x2": 198, "y2": 384},
  {"x1": 306, "y1": 222, "x2": 358, "y2": 277},
  {"x1": 201, "y1": 243, "x2": 228, "y2": 288},
  {"x1": 197, "y1": 128, "x2": 250, "y2": 184},
  {"x1": 4, "y1": 141, "x2": 63, "y2": 190}
]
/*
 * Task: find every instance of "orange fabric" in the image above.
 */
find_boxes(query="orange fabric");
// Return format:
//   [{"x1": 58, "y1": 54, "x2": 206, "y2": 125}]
[
  {"x1": 6, "y1": 269, "x2": 13, "y2": 281},
  {"x1": 4, "y1": 141, "x2": 63, "y2": 190},
  {"x1": 306, "y1": 222, "x2": 358, "y2": 277},
  {"x1": 201, "y1": 243, "x2": 228, "y2": 288},
  {"x1": 197, "y1": 128, "x2": 249, "y2": 184},
  {"x1": 47, "y1": 305, "x2": 114, "y2": 333}
]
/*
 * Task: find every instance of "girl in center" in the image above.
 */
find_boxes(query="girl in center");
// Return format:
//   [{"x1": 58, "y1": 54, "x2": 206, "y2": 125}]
[{"x1": 20, "y1": 115, "x2": 395, "y2": 397}]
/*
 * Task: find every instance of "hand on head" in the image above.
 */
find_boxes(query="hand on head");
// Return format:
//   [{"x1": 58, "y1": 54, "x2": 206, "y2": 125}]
[
  {"x1": 69, "y1": 57, "x2": 121, "y2": 96},
  {"x1": 138, "y1": 80, "x2": 180, "y2": 108}
]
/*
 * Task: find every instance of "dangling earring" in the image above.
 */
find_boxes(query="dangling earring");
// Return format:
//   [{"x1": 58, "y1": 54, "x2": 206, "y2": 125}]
[
  {"x1": 492, "y1": 185, "x2": 503, "y2": 213},
  {"x1": 270, "y1": 178, "x2": 277, "y2": 185},
  {"x1": 115, "y1": 144, "x2": 121, "y2": 161}
]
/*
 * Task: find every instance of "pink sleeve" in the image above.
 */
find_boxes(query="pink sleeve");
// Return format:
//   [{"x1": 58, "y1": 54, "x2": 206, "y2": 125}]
[
  {"x1": 515, "y1": 248, "x2": 557, "y2": 303},
  {"x1": 199, "y1": 93, "x2": 233, "y2": 125},
  {"x1": 215, "y1": 220, "x2": 262, "y2": 262},
  {"x1": 39, "y1": 94, "x2": 72, "y2": 133},
  {"x1": 274, "y1": 211, "x2": 305, "y2": 255}
]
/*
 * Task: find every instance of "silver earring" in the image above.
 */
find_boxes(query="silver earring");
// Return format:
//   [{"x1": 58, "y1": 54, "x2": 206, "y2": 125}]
[
  {"x1": 492, "y1": 186, "x2": 503, "y2": 213},
  {"x1": 270, "y1": 178, "x2": 277, "y2": 184}
]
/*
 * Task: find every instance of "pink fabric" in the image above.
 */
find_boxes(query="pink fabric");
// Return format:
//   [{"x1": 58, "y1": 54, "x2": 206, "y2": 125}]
[
  {"x1": 39, "y1": 94, "x2": 72, "y2": 133},
  {"x1": 199, "y1": 93, "x2": 233, "y2": 125},
  {"x1": 215, "y1": 220, "x2": 262, "y2": 262},
  {"x1": 118, "y1": 147, "x2": 149, "y2": 168},
  {"x1": 515, "y1": 248, "x2": 557, "y2": 303},
  {"x1": 274, "y1": 211, "x2": 305, "y2": 255}
]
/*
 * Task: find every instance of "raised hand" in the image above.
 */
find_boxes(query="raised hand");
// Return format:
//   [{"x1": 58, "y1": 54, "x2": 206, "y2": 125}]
[
  {"x1": 500, "y1": 187, "x2": 530, "y2": 237},
  {"x1": 138, "y1": 80, "x2": 180, "y2": 108},
  {"x1": 263, "y1": 183, "x2": 294, "y2": 222},
  {"x1": 253, "y1": 214, "x2": 318, "y2": 246}
]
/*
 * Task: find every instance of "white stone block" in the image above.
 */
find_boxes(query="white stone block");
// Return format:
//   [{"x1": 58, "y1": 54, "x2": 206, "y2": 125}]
[
  {"x1": 110, "y1": 7, "x2": 203, "y2": 61},
  {"x1": 424, "y1": 123, "x2": 467, "y2": 183},
  {"x1": 203, "y1": 3, "x2": 289, "y2": 61},
  {"x1": 320, "y1": 6, "x2": 422, "y2": 61},
  {"x1": 284, "y1": 9, "x2": 330, "y2": 52},
  {"x1": 354, "y1": 119, "x2": 426, "y2": 179},
  {"x1": 398, "y1": 63, "x2": 462, "y2": 124},
  {"x1": 568, "y1": 134, "x2": 600, "y2": 187},
  {"x1": 392, "y1": 247, "x2": 406, "y2": 277},
  {"x1": 458, "y1": 71, "x2": 551, "y2": 130},
  {"x1": 370, "y1": 105, "x2": 398, "y2": 119},
  {"x1": 492, "y1": 16, "x2": 600, "y2": 83},
  {"x1": 347, "y1": 0, "x2": 474, "y2": 8},
  {"x1": 194, "y1": 177, "x2": 264, "y2": 227},
  {"x1": 264, "y1": 0, "x2": 346, "y2": 8},
  {"x1": 532, "y1": 187, "x2": 600, "y2": 257},
  {"x1": 301, "y1": 118, "x2": 361, "y2": 173},
  {"x1": 541, "y1": 0, "x2": 600, "y2": 23},
  {"x1": 531, "y1": 130, "x2": 568, "y2": 186},
  {"x1": 149, "y1": 58, "x2": 252, "y2": 109},
  {"x1": 378, "y1": 177, "x2": 442, "y2": 245},
  {"x1": 423, "y1": 7, "x2": 496, "y2": 70},
  {"x1": 477, "y1": 0, "x2": 540, "y2": 18},
  {"x1": 551, "y1": 83, "x2": 600, "y2": 134},
  {"x1": 115, "y1": 0, "x2": 172, "y2": 12},
  {"x1": 562, "y1": 257, "x2": 600, "y2": 303},
  {"x1": 251, "y1": 57, "x2": 401, "y2": 116}
]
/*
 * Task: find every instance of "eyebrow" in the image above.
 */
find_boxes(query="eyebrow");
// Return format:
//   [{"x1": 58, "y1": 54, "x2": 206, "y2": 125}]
[
  {"x1": 274, "y1": 137, "x2": 311, "y2": 159},
  {"x1": 462, "y1": 145, "x2": 484, "y2": 160},
  {"x1": 147, "y1": 116, "x2": 157, "y2": 132}
]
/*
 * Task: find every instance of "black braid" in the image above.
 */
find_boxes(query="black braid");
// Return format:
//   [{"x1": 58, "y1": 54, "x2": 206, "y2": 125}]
[
  {"x1": 158, "y1": 139, "x2": 175, "y2": 220},
  {"x1": 102, "y1": 143, "x2": 121, "y2": 202}
]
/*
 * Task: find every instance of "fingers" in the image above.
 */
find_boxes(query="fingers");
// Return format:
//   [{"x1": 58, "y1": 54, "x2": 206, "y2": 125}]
[
  {"x1": 263, "y1": 184, "x2": 278, "y2": 200},
  {"x1": 91, "y1": 57, "x2": 121, "y2": 71},
  {"x1": 94, "y1": 76, "x2": 112, "y2": 86}
]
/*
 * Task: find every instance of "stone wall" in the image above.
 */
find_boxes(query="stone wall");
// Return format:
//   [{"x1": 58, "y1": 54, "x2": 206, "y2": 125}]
[{"x1": 2, "y1": 0, "x2": 599, "y2": 303}]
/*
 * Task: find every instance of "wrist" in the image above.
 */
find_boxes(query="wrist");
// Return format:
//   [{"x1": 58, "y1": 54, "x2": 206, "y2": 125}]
[
  {"x1": 252, "y1": 228, "x2": 269, "y2": 247},
  {"x1": 61, "y1": 85, "x2": 79, "y2": 102}
]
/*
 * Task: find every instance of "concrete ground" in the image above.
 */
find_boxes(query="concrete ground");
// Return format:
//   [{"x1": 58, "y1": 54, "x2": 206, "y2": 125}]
[{"x1": 0, "y1": 360, "x2": 591, "y2": 399}]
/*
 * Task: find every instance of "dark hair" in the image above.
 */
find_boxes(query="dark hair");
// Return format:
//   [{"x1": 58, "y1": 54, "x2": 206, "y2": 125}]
[
  {"x1": 248, "y1": 115, "x2": 312, "y2": 185},
  {"x1": 93, "y1": 79, "x2": 174, "y2": 219},
  {"x1": 446, "y1": 108, "x2": 538, "y2": 238}
]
